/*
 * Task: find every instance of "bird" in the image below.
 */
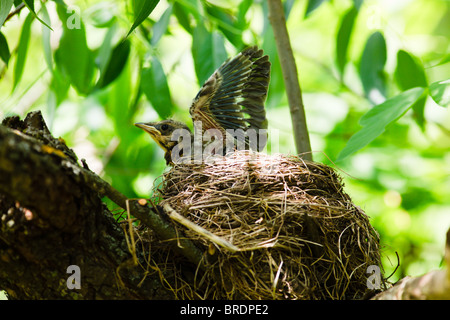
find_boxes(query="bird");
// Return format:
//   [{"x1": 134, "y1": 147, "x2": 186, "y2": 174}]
[{"x1": 135, "y1": 46, "x2": 271, "y2": 165}]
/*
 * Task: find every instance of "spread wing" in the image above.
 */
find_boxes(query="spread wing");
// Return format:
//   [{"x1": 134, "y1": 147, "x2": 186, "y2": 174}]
[{"x1": 189, "y1": 46, "x2": 270, "y2": 148}]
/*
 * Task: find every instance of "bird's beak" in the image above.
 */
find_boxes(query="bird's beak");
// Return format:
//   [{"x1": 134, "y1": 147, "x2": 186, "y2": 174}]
[
  {"x1": 135, "y1": 122, "x2": 159, "y2": 135},
  {"x1": 134, "y1": 123, "x2": 167, "y2": 151}
]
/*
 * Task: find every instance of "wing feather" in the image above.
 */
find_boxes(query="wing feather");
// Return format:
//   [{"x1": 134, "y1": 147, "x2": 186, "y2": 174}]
[{"x1": 190, "y1": 46, "x2": 270, "y2": 150}]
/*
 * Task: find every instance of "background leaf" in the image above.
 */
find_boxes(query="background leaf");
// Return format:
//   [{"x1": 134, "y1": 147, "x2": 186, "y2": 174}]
[
  {"x1": 151, "y1": 3, "x2": 173, "y2": 46},
  {"x1": 394, "y1": 50, "x2": 428, "y2": 128},
  {"x1": 336, "y1": 5, "x2": 358, "y2": 77},
  {"x1": 395, "y1": 50, "x2": 428, "y2": 90},
  {"x1": 40, "y1": 3, "x2": 52, "y2": 71},
  {"x1": 304, "y1": 0, "x2": 326, "y2": 18},
  {"x1": 54, "y1": 4, "x2": 95, "y2": 95},
  {"x1": 96, "y1": 38, "x2": 130, "y2": 89},
  {"x1": 205, "y1": 2, "x2": 243, "y2": 48},
  {"x1": 0, "y1": 0, "x2": 13, "y2": 32},
  {"x1": 359, "y1": 31, "x2": 387, "y2": 104},
  {"x1": 172, "y1": 2, "x2": 192, "y2": 34},
  {"x1": 141, "y1": 56, "x2": 173, "y2": 119},
  {"x1": 127, "y1": 0, "x2": 159, "y2": 37},
  {"x1": 13, "y1": 12, "x2": 33, "y2": 91},
  {"x1": 23, "y1": 0, "x2": 52, "y2": 30},
  {"x1": 337, "y1": 87, "x2": 425, "y2": 161},
  {"x1": 0, "y1": 32, "x2": 9, "y2": 65},
  {"x1": 429, "y1": 79, "x2": 450, "y2": 107},
  {"x1": 191, "y1": 23, "x2": 227, "y2": 85}
]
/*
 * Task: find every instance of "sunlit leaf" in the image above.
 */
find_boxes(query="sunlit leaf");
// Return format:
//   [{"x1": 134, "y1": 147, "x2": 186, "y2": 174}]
[
  {"x1": 0, "y1": 32, "x2": 9, "y2": 65},
  {"x1": 429, "y1": 79, "x2": 450, "y2": 107},
  {"x1": 151, "y1": 4, "x2": 173, "y2": 46},
  {"x1": 337, "y1": 87, "x2": 425, "y2": 161},
  {"x1": 13, "y1": 12, "x2": 33, "y2": 91},
  {"x1": 127, "y1": 0, "x2": 159, "y2": 37},
  {"x1": 0, "y1": 0, "x2": 13, "y2": 32},
  {"x1": 359, "y1": 31, "x2": 386, "y2": 104},
  {"x1": 336, "y1": 5, "x2": 358, "y2": 77},
  {"x1": 141, "y1": 56, "x2": 173, "y2": 119},
  {"x1": 96, "y1": 38, "x2": 130, "y2": 89}
]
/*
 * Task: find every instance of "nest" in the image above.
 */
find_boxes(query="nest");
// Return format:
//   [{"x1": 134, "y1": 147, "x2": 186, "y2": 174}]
[{"x1": 153, "y1": 151, "x2": 382, "y2": 300}]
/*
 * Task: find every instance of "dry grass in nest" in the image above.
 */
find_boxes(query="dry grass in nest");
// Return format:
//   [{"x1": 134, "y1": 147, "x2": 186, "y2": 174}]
[{"x1": 151, "y1": 151, "x2": 382, "y2": 300}]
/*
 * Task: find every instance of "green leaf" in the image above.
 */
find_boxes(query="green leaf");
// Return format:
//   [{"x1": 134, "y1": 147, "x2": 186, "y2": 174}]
[
  {"x1": 191, "y1": 23, "x2": 227, "y2": 85},
  {"x1": 395, "y1": 50, "x2": 428, "y2": 90},
  {"x1": 173, "y1": 2, "x2": 192, "y2": 34},
  {"x1": 50, "y1": 67, "x2": 70, "y2": 106},
  {"x1": 305, "y1": 0, "x2": 326, "y2": 18},
  {"x1": 283, "y1": 0, "x2": 295, "y2": 19},
  {"x1": 96, "y1": 38, "x2": 130, "y2": 89},
  {"x1": 109, "y1": 62, "x2": 133, "y2": 131},
  {"x1": 205, "y1": 2, "x2": 243, "y2": 48},
  {"x1": 429, "y1": 79, "x2": 450, "y2": 107},
  {"x1": 394, "y1": 50, "x2": 428, "y2": 128},
  {"x1": 436, "y1": 53, "x2": 450, "y2": 66},
  {"x1": 336, "y1": 6, "x2": 358, "y2": 77},
  {"x1": 262, "y1": 3, "x2": 284, "y2": 109},
  {"x1": 359, "y1": 31, "x2": 387, "y2": 103},
  {"x1": 0, "y1": 0, "x2": 13, "y2": 32},
  {"x1": 54, "y1": 4, "x2": 95, "y2": 95},
  {"x1": 0, "y1": 32, "x2": 9, "y2": 65},
  {"x1": 236, "y1": 0, "x2": 252, "y2": 28},
  {"x1": 40, "y1": 3, "x2": 52, "y2": 71},
  {"x1": 23, "y1": 0, "x2": 52, "y2": 30},
  {"x1": 353, "y1": 0, "x2": 363, "y2": 10},
  {"x1": 13, "y1": 12, "x2": 33, "y2": 91},
  {"x1": 127, "y1": 0, "x2": 159, "y2": 37},
  {"x1": 84, "y1": 2, "x2": 116, "y2": 28},
  {"x1": 151, "y1": 4, "x2": 172, "y2": 46},
  {"x1": 141, "y1": 56, "x2": 173, "y2": 119},
  {"x1": 337, "y1": 87, "x2": 425, "y2": 161},
  {"x1": 95, "y1": 23, "x2": 117, "y2": 74}
]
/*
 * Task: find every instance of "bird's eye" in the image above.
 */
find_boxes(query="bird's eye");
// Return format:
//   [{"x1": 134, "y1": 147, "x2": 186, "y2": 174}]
[{"x1": 161, "y1": 124, "x2": 169, "y2": 131}]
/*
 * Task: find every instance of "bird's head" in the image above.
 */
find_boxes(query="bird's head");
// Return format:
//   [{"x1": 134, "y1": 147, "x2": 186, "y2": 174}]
[{"x1": 135, "y1": 119, "x2": 191, "y2": 154}]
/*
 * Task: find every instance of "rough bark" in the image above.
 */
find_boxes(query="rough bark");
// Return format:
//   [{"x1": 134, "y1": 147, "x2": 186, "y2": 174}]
[{"x1": 0, "y1": 111, "x2": 192, "y2": 299}]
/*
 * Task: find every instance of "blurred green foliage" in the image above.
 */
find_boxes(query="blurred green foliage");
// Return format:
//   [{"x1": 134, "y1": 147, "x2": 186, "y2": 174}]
[{"x1": 0, "y1": 0, "x2": 449, "y2": 285}]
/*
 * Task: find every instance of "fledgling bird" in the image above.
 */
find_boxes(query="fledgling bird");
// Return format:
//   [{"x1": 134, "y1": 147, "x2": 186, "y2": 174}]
[{"x1": 135, "y1": 46, "x2": 271, "y2": 165}]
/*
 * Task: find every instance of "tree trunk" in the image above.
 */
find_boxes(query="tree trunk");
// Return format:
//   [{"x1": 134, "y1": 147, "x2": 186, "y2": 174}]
[{"x1": 0, "y1": 111, "x2": 182, "y2": 299}]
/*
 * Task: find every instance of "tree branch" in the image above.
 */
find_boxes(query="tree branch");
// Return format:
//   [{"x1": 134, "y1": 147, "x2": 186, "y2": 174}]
[
  {"x1": 267, "y1": 0, "x2": 312, "y2": 161},
  {"x1": 0, "y1": 111, "x2": 201, "y2": 299}
]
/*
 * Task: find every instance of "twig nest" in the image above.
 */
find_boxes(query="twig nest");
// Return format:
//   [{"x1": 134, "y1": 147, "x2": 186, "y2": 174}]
[{"x1": 158, "y1": 151, "x2": 382, "y2": 299}]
